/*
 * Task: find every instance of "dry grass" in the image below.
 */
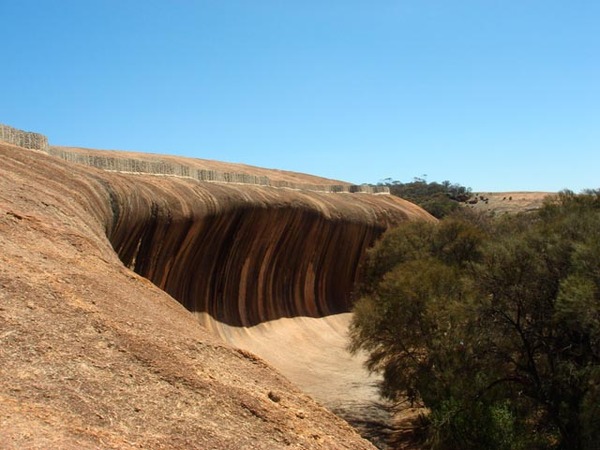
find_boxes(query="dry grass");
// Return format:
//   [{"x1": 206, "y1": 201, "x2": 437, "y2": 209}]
[{"x1": 465, "y1": 191, "x2": 553, "y2": 215}]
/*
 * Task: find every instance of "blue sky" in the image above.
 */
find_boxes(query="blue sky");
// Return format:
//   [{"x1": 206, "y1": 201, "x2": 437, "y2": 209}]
[{"x1": 2, "y1": 1, "x2": 598, "y2": 192}]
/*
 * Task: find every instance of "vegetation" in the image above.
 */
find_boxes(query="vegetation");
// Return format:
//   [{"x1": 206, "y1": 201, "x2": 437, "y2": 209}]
[
  {"x1": 350, "y1": 190, "x2": 600, "y2": 449},
  {"x1": 379, "y1": 178, "x2": 472, "y2": 218}
]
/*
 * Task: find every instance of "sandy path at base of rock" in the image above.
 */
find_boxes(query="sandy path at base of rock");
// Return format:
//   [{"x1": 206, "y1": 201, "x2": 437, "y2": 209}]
[{"x1": 202, "y1": 313, "x2": 396, "y2": 449}]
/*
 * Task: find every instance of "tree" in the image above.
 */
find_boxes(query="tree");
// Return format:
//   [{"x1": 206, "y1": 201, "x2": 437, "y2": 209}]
[
  {"x1": 350, "y1": 192, "x2": 600, "y2": 449},
  {"x1": 378, "y1": 178, "x2": 472, "y2": 218}
]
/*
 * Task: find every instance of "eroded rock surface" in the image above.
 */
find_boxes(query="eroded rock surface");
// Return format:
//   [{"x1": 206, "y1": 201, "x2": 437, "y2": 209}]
[
  {"x1": 104, "y1": 173, "x2": 427, "y2": 328},
  {"x1": 0, "y1": 137, "x2": 432, "y2": 449}
]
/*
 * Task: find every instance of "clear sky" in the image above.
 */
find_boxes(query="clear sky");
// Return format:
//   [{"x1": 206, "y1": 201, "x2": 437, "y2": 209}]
[{"x1": 2, "y1": 1, "x2": 598, "y2": 192}]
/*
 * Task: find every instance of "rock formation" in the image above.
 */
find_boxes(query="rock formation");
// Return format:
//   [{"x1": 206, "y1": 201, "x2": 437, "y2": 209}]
[
  {"x1": 0, "y1": 127, "x2": 433, "y2": 449},
  {"x1": 104, "y1": 173, "x2": 426, "y2": 328},
  {"x1": 41, "y1": 141, "x2": 430, "y2": 329}
]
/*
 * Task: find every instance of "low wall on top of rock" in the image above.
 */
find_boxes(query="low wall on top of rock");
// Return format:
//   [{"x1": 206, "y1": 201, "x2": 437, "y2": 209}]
[
  {"x1": 0, "y1": 123, "x2": 388, "y2": 195},
  {"x1": 0, "y1": 124, "x2": 48, "y2": 150},
  {"x1": 47, "y1": 147, "x2": 390, "y2": 195}
]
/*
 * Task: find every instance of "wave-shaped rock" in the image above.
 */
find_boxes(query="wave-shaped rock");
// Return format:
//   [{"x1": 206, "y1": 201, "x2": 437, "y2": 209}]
[
  {"x1": 0, "y1": 130, "x2": 433, "y2": 448},
  {"x1": 103, "y1": 173, "x2": 430, "y2": 327}
]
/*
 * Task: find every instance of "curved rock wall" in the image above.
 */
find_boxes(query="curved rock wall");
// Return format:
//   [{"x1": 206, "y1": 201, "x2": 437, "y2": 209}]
[
  {"x1": 103, "y1": 175, "x2": 431, "y2": 327},
  {"x1": 2, "y1": 137, "x2": 435, "y2": 447},
  {"x1": 0, "y1": 123, "x2": 429, "y2": 328},
  {"x1": 0, "y1": 141, "x2": 382, "y2": 449}
]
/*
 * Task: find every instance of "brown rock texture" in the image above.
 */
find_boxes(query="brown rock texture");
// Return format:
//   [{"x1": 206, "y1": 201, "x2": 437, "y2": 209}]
[{"x1": 0, "y1": 136, "x2": 432, "y2": 449}]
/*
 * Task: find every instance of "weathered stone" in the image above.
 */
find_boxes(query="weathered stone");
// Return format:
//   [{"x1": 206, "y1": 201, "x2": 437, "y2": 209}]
[{"x1": 0, "y1": 126, "x2": 431, "y2": 448}]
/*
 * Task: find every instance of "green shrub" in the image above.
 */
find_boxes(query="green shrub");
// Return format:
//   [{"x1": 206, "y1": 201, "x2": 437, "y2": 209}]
[{"x1": 350, "y1": 190, "x2": 600, "y2": 449}]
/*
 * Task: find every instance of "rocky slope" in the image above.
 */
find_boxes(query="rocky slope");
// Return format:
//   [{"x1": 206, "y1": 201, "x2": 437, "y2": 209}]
[{"x1": 0, "y1": 137, "x2": 432, "y2": 449}]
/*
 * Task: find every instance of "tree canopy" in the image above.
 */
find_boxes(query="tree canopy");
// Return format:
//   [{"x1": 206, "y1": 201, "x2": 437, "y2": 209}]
[
  {"x1": 350, "y1": 190, "x2": 600, "y2": 449},
  {"x1": 379, "y1": 178, "x2": 472, "y2": 218}
]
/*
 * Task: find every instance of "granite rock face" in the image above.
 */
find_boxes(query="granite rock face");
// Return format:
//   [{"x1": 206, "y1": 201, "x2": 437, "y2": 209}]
[
  {"x1": 0, "y1": 129, "x2": 433, "y2": 448},
  {"x1": 104, "y1": 172, "x2": 429, "y2": 328},
  {"x1": 0, "y1": 125, "x2": 430, "y2": 330}
]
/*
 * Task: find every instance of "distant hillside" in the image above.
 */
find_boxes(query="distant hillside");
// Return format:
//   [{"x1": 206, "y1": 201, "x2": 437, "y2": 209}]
[
  {"x1": 465, "y1": 191, "x2": 554, "y2": 215},
  {"x1": 381, "y1": 178, "x2": 553, "y2": 218}
]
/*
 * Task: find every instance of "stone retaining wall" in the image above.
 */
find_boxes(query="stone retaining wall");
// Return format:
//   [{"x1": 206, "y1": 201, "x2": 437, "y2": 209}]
[
  {"x1": 0, "y1": 124, "x2": 48, "y2": 150},
  {"x1": 48, "y1": 148, "x2": 389, "y2": 194},
  {"x1": 0, "y1": 123, "x2": 388, "y2": 194}
]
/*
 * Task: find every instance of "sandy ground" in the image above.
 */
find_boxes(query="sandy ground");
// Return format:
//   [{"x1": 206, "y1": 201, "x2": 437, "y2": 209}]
[{"x1": 203, "y1": 313, "x2": 400, "y2": 449}]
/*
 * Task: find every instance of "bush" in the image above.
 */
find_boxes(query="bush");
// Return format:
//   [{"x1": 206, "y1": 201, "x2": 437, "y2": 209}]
[
  {"x1": 350, "y1": 191, "x2": 600, "y2": 449},
  {"x1": 378, "y1": 178, "x2": 472, "y2": 218}
]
